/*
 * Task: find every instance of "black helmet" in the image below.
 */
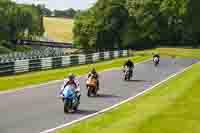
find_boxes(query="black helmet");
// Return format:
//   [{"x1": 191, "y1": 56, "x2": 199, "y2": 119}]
[
  {"x1": 153, "y1": 52, "x2": 159, "y2": 55},
  {"x1": 68, "y1": 73, "x2": 75, "y2": 80},
  {"x1": 91, "y1": 68, "x2": 96, "y2": 73}
]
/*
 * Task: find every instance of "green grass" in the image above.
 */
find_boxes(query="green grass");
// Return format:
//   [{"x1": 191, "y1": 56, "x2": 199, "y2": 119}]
[
  {"x1": 134, "y1": 48, "x2": 200, "y2": 59},
  {"x1": 56, "y1": 60, "x2": 200, "y2": 133},
  {"x1": 0, "y1": 55, "x2": 149, "y2": 91},
  {"x1": 43, "y1": 17, "x2": 74, "y2": 43},
  {"x1": 0, "y1": 45, "x2": 12, "y2": 54}
]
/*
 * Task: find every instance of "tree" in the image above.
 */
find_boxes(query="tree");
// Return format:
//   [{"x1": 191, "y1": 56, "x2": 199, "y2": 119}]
[
  {"x1": 65, "y1": 8, "x2": 76, "y2": 18},
  {"x1": 187, "y1": 0, "x2": 200, "y2": 44},
  {"x1": 73, "y1": 11, "x2": 97, "y2": 48},
  {"x1": 73, "y1": 0, "x2": 197, "y2": 49},
  {"x1": 53, "y1": 9, "x2": 77, "y2": 18},
  {"x1": 73, "y1": 0, "x2": 128, "y2": 48},
  {"x1": 38, "y1": 4, "x2": 52, "y2": 16},
  {"x1": 96, "y1": 4, "x2": 128, "y2": 48},
  {"x1": 0, "y1": 0, "x2": 45, "y2": 52}
]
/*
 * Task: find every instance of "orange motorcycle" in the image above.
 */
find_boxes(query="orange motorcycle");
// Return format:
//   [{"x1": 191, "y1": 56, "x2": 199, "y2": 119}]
[{"x1": 86, "y1": 75, "x2": 98, "y2": 97}]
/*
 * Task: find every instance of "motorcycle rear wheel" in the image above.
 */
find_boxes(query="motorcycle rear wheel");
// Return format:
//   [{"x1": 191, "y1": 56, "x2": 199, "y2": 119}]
[
  {"x1": 87, "y1": 87, "x2": 92, "y2": 97},
  {"x1": 64, "y1": 100, "x2": 72, "y2": 113},
  {"x1": 154, "y1": 61, "x2": 159, "y2": 66}
]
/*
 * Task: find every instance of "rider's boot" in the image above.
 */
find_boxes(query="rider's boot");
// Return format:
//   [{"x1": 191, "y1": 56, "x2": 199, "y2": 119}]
[
  {"x1": 130, "y1": 69, "x2": 133, "y2": 78},
  {"x1": 77, "y1": 95, "x2": 80, "y2": 104},
  {"x1": 97, "y1": 80, "x2": 100, "y2": 90}
]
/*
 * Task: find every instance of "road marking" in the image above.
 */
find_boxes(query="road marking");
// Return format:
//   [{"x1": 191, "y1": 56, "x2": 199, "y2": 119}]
[
  {"x1": 0, "y1": 59, "x2": 151, "y2": 95},
  {"x1": 40, "y1": 61, "x2": 197, "y2": 133}
]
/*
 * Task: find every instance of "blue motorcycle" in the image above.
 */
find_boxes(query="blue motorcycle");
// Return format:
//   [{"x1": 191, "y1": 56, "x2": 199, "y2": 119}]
[{"x1": 61, "y1": 85, "x2": 79, "y2": 113}]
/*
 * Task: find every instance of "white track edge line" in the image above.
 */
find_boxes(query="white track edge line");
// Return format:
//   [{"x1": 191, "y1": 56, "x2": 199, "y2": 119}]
[
  {"x1": 40, "y1": 61, "x2": 197, "y2": 133},
  {"x1": 0, "y1": 59, "x2": 151, "y2": 95}
]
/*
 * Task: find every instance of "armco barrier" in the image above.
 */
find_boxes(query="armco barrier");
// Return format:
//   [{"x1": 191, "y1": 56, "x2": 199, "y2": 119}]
[
  {"x1": 70, "y1": 55, "x2": 79, "y2": 66},
  {"x1": 41, "y1": 57, "x2": 52, "y2": 70},
  {"x1": 61, "y1": 56, "x2": 70, "y2": 67},
  {"x1": 85, "y1": 53, "x2": 93, "y2": 64},
  {"x1": 29, "y1": 59, "x2": 41, "y2": 71},
  {"x1": 14, "y1": 60, "x2": 29, "y2": 73},
  {"x1": 52, "y1": 57, "x2": 62, "y2": 68},
  {"x1": 92, "y1": 53, "x2": 100, "y2": 62},
  {"x1": 0, "y1": 62, "x2": 15, "y2": 75},
  {"x1": 0, "y1": 50, "x2": 129, "y2": 76}
]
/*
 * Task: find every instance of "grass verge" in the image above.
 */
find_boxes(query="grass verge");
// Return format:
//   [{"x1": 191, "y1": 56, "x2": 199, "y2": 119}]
[
  {"x1": 134, "y1": 48, "x2": 200, "y2": 59},
  {"x1": 56, "y1": 61, "x2": 200, "y2": 133},
  {"x1": 0, "y1": 55, "x2": 149, "y2": 91}
]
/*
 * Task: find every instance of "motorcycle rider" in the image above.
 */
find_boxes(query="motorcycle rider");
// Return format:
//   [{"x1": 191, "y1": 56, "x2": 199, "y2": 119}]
[
  {"x1": 123, "y1": 59, "x2": 134, "y2": 77},
  {"x1": 60, "y1": 73, "x2": 81, "y2": 103},
  {"x1": 153, "y1": 53, "x2": 160, "y2": 59},
  {"x1": 87, "y1": 68, "x2": 100, "y2": 90},
  {"x1": 153, "y1": 53, "x2": 160, "y2": 63}
]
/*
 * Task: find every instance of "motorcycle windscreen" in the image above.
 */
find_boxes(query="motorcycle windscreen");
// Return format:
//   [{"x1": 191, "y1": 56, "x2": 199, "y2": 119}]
[{"x1": 63, "y1": 85, "x2": 74, "y2": 99}]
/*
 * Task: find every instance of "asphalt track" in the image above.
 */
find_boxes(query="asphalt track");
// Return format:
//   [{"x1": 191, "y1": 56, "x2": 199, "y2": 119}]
[{"x1": 0, "y1": 58, "x2": 198, "y2": 133}]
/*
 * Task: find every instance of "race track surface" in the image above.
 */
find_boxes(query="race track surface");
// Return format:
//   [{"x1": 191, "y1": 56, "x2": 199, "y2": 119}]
[{"x1": 0, "y1": 58, "x2": 198, "y2": 133}]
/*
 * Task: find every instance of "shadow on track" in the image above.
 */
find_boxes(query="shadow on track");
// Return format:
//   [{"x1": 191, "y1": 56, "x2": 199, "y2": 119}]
[
  {"x1": 94, "y1": 94, "x2": 120, "y2": 99},
  {"x1": 126, "y1": 79, "x2": 149, "y2": 82},
  {"x1": 65, "y1": 109, "x2": 98, "y2": 115},
  {"x1": 74, "y1": 109, "x2": 98, "y2": 115}
]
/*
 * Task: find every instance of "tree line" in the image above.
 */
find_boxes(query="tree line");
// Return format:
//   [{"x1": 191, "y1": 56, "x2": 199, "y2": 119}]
[
  {"x1": 39, "y1": 5, "x2": 78, "y2": 18},
  {"x1": 73, "y1": 0, "x2": 200, "y2": 49},
  {"x1": 0, "y1": 0, "x2": 44, "y2": 53}
]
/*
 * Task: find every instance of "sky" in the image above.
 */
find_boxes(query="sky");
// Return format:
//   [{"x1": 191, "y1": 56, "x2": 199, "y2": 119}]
[{"x1": 12, "y1": 0, "x2": 97, "y2": 10}]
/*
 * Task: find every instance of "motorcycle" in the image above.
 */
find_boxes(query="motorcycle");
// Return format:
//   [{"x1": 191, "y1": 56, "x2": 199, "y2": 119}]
[
  {"x1": 86, "y1": 75, "x2": 98, "y2": 97},
  {"x1": 60, "y1": 85, "x2": 79, "y2": 113},
  {"x1": 153, "y1": 57, "x2": 159, "y2": 66},
  {"x1": 123, "y1": 67, "x2": 132, "y2": 81}
]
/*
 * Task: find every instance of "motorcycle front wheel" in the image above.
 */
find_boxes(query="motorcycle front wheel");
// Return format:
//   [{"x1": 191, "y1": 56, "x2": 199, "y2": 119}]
[{"x1": 64, "y1": 100, "x2": 72, "y2": 113}]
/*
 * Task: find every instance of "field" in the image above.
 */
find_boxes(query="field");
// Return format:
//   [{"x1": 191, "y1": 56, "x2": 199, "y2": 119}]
[
  {"x1": 56, "y1": 62, "x2": 200, "y2": 133},
  {"x1": 43, "y1": 17, "x2": 74, "y2": 43}
]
